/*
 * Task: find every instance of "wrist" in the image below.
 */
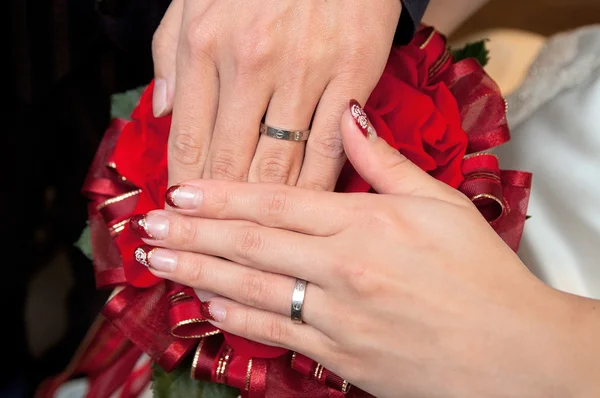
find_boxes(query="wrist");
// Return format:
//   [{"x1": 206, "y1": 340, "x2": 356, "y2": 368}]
[
  {"x1": 524, "y1": 287, "x2": 600, "y2": 398},
  {"x1": 557, "y1": 294, "x2": 600, "y2": 397},
  {"x1": 491, "y1": 282, "x2": 600, "y2": 398}
]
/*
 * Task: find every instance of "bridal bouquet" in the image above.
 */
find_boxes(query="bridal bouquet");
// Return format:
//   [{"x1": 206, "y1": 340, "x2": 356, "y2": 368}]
[{"x1": 38, "y1": 26, "x2": 531, "y2": 398}]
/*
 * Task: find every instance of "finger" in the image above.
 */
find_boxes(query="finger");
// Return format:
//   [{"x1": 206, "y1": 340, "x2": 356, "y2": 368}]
[
  {"x1": 135, "y1": 245, "x2": 328, "y2": 325},
  {"x1": 295, "y1": 77, "x2": 370, "y2": 191},
  {"x1": 167, "y1": 1, "x2": 218, "y2": 187},
  {"x1": 248, "y1": 79, "x2": 325, "y2": 185},
  {"x1": 132, "y1": 211, "x2": 332, "y2": 282},
  {"x1": 341, "y1": 100, "x2": 450, "y2": 199},
  {"x1": 151, "y1": 0, "x2": 183, "y2": 117},
  {"x1": 163, "y1": 180, "x2": 349, "y2": 235},
  {"x1": 197, "y1": 296, "x2": 334, "y2": 362},
  {"x1": 202, "y1": 75, "x2": 271, "y2": 181}
]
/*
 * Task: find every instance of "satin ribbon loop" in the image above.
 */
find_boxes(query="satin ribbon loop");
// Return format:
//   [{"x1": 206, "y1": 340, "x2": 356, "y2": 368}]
[
  {"x1": 460, "y1": 153, "x2": 505, "y2": 223},
  {"x1": 246, "y1": 358, "x2": 267, "y2": 398},
  {"x1": 96, "y1": 190, "x2": 140, "y2": 225},
  {"x1": 290, "y1": 353, "x2": 352, "y2": 394},
  {"x1": 443, "y1": 58, "x2": 511, "y2": 153},
  {"x1": 191, "y1": 335, "x2": 224, "y2": 381},
  {"x1": 166, "y1": 283, "x2": 220, "y2": 339},
  {"x1": 103, "y1": 284, "x2": 197, "y2": 372},
  {"x1": 413, "y1": 27, "x2": 453, "y2": 83},
  {"x1": 83, "y1": 119, "x2": 138, "y2": 213}
]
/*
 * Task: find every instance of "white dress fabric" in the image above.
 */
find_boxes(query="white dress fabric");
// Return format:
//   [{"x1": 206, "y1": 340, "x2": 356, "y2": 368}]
[{"x1": 496, "y1": 25, "x2": 600, "y2": 299}]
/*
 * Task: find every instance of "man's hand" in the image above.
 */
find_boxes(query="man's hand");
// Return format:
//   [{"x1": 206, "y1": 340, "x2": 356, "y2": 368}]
[{"x1": 152, "y1": 0, "x2": 401, "y2": 190}]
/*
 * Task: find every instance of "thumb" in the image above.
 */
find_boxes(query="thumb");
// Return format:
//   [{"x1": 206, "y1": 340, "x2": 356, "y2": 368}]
[
  {"x1": 151, "y1": 0, "x2": 183, "y2": 117},
  {"x1": 341, "y1": 100, "x2": 442, "y2": 197}
]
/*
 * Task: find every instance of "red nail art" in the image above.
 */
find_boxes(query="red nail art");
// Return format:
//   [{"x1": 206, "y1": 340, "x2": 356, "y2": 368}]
[
  {"x1": 200, "y1": 301, "x2": 216, "y2": 321},
  {"x1": 129, "y1": 214, "x2": 153, "y2": 238},
  {"x1": 349, "y1": 99, "x2": 377, "y2": 139},
  {"x1": 165, "y1": 185, "x2": 181, "y2": 208},
  {"x1": 134, "y1": 244, "x2": 155, "y2": 268}
]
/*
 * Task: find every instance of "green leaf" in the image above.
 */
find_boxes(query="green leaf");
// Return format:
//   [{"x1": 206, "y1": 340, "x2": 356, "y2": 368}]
[
  {"x1": 152, "y1": 362, "x2": 240, "y2": 398},
  {"x1": 75, "y1": 224, "x2": 93, "y2": 260},
  {"x1": 526, "y1": 215, "x2": 532, "y2": 220},
  {"x1": 110, "y1": 86, "x2": 146, "y2": 119},
  {"x1": 449, "y1": 39, "x2": 490, "y2": 67}
]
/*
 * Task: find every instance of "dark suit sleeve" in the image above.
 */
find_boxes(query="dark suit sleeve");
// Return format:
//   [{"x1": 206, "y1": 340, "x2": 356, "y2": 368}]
[{"x1": 394, "y1": 0, "x2": 430, "y2": 45}]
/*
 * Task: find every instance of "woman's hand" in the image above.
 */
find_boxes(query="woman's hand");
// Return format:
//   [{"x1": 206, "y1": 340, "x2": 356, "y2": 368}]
[
  {"x1": 152, "y1": 0, "x2": 401, "y2": 191},
  {"x1": 131, "y1": 102, "x2": 600, "y2": 397}
]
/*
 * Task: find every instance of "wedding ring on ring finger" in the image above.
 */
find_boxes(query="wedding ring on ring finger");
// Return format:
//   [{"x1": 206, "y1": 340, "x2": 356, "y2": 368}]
[
  {"x1": 291, "y1": 279, "x2": 307, "y2": 324},
  {"x1": 260, "y1": 123, "x2": 311, "y2": 142}
]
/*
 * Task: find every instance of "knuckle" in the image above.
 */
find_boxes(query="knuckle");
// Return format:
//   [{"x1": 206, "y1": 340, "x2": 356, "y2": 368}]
[
  {"x1": 183, "y1": 255, "x2": 208, "y2": 288},
  {"x1": 256, "y1": 153, "x2": 294, "y2": 184},
  {"x1": 232, "y1": 226, "x2": 264, "y2": 261},
  {"x1": 299, "y1": 175, "x2": 335, "y2": 192},
  {"x1": 346, "y1": 265, "x2": 379, "y2": 297},
  {"x1": 172, "y1": 217, "x2": 199, "y2": 247},
  {"x1": 183, "y1": 20, "x2": 214, "y2": 55},
  {"x1": 209, "y1": 152, "x2": 247, "y2": 181},
  {"x1": 259, "y1": 189, "x2": 288, "y2": 218},
  {"x1": 341, "y1": 35, "x2": 376, "y2": 63},
  {"x1": 367, "y1": 208, "x2": 397, "y2": 231},
  {"x1": 326, "y1": 252, "x2": 350, "y2": 282},
  {"x1": 203, "y1": 186, "x2": 231, "y2": 218},
  {"x1": 332, "y1": 254, "x2": 379, "y2": 298},
  {"x1": 264, "y1": 317, "x2": 289, "y2": 345},
  {"x1": 233, "y1": 32, "x2": 274, "y2": 73},
  {"x1": 308, "y1": 133, "x2": 345, "y2": 161},
  {"x1": 239, "y1": 271, "x2": 267, "y2": 308},
  {"x1": 239, "y1": 310, "x2": 256, "y2": 339},
  {"x1": 169, "y1": 132, "x2": 205, "y2": 167}
]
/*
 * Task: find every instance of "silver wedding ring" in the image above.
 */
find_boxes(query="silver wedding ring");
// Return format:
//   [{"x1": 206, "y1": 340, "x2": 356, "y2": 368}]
[
  {"x1": 290, "y1": 279, "x2": 308, "y2": 324},
  {"x1": 260, "y1": 123, "x2": 310, "y2": 142}
]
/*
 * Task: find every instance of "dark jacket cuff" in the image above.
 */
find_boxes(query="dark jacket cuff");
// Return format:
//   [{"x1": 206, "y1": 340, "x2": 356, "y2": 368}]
[{"x1": 393, "y1": 0, "x2": 430, "y2": 45}]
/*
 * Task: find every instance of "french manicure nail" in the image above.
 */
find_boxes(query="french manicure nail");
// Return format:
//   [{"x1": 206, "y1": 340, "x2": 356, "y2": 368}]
[
  {"x1": 129, "y1": 212, "x2": 169, "y2": 239},
  {"x1": 200, "y1": 301, "x2": 226, "y2": 322},
  {"x1": 165, "y1": 185, "x2": 203, "y2": 209},
  {"x1": 153, "y1": 79, "x2": 168, "y2": 117},
  {"x1": 134, "y1": 244, "x2": 154, "y2": 268},
  {"x1": 134, "y1": 245, "x2": 177, "y2": 272},
  {"x1": 194, "y1": 289, "x2": 217, "y2": 302},
  {"x1": 349, "y1": 99, "x2": 377, "y2": 140}
]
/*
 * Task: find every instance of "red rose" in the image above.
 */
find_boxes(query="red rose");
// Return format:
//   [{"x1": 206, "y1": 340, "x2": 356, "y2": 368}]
[{"x1": 337, "y1": 30, "x2": 468, "y2": 192}]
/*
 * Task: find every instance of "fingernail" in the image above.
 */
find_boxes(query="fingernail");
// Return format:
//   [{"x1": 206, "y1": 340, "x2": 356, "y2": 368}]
[
  {"x1": 129, "y1": 212, "x2": 169, "y2": 239},
  {"x1": 165, "y1": 185, "x2": 203, "y2": 209},
  {"x1": 200, "y1": 301, "x2": 226, "y2": 322},
  {"x1": 134, "y1": 245, "x2": 177, "y2": 272},
  {"x1": 153, "y1": 79, "x2": 168, "y2": 117},
  {"x1": 194, "y1": 289, "x2": 217, "y2": 302},
  {"x1": 349, "y1": 99, "x2": 377, "y2": 140}
]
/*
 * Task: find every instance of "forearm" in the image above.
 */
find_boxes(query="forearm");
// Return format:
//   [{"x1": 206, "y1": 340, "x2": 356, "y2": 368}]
[
  {"x1": 422, "y1": 0, "x2": 490, "y2": 36},
  {"x1": 562, "y1": 295, "x2": 600, "y2": 397},
  {"x1": 486, "y1": 288, "x2": 600, "y2": 398}
]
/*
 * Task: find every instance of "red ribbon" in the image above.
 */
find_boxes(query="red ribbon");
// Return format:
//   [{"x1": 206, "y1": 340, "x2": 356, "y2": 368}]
[
  {"x1": 38, "y1": 28, "x2": 531, "y2": 398},
  {"x1": 443, "y1": 57, "x2": 511, "y2": 153}
]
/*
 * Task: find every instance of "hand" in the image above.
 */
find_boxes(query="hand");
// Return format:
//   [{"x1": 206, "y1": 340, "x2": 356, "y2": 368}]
[
  {"x1": 152, "y1": 0, "x2": 401, "y2": 190},
  {"x1": 132, "y1": 102, "x2": 600, "y2": 397}
]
